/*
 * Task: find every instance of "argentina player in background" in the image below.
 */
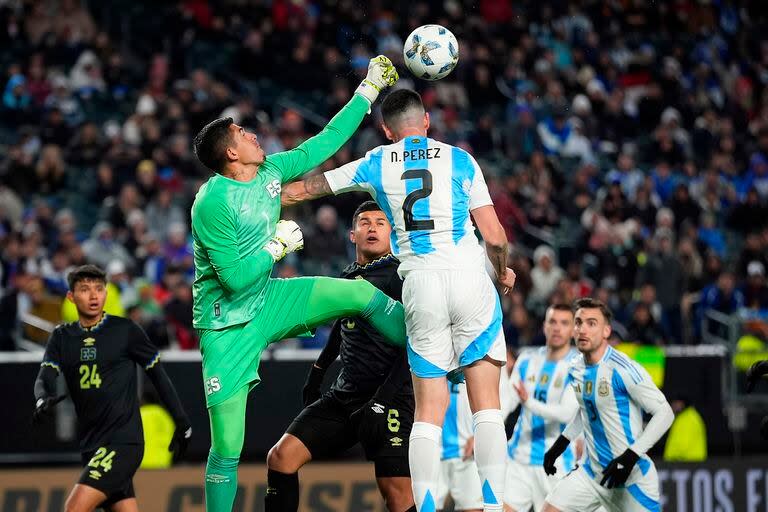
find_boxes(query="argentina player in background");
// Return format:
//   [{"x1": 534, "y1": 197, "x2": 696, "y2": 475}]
[
  {"x1": 542, "y1": 298, "x2": 673, "y2": 512},
  {"x1": 501, "y1": 304, "x2": 580, "y2": 512},
  {"x1": 282, "y1": 88, "x2": 516, "y2": 512}
]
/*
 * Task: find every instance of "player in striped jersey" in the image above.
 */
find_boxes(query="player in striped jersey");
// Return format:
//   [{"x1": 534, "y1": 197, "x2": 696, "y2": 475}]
[
  {"x1": 542, "y1": 298, "x2": 673, "y2": 512},
  {"x1": 502, "y1": 304, "x2": 579, "y2": 512},
  {"x1": 435, "y1": 382, "x2": 483, "y2": 512},
  {"x1": 282, "y1": 89, "x2": 516, "y2": 512}
]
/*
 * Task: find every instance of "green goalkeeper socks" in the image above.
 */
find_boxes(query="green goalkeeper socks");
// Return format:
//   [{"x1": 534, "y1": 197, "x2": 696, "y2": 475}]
[
  {"x1": 205, "y1": 450, "x2": 240, "y2": 512},
  {"x1": 360, "y1": 289, "x2": 407, "y2": 347}
]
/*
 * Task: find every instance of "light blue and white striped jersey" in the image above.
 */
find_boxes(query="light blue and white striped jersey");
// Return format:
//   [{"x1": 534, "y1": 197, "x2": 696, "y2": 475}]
[
  {"x1": 442, "y1": 371, "x2": 512, "y2": 461},
  {"x1": 564, "y1": 345, "x2": 670, "y2": 483},
  {"x1": 324, "y1": 136, "x2": 493, "y2": 273},
  {"x1": 504, "y1": 347, "x2": 579, "y2": 471},
  {"x1": 441, "y1": 381, "x2": 473, "y2": 461}
]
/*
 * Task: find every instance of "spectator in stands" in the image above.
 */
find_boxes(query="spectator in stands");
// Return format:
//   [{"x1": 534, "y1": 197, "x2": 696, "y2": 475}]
[
  {"x1": 627, "y1": 303, "x2": 665, "y2": 346},
  {"x1": 34, "y1": 144, "x2": 67, "y2": 196},
  {"x1": 82, "y1": 221, "x2": 133, "y2": 270},
  {"x1": 164, "y1": 281, "x2": 196, "y2": 350},
  {"x1": 743, "y1": 262, "x2": 768, "y2": 312},
  {"x1": 163, "y1": 222, "x2": 193, "y2": 276},
  {"x1": 638, "y1": 229, "x2": 685, "y2": 342},
  {"x1": 146, "y1": 188, "x2": 185, "y2": 242},
  {"x1": 302, "y1": 205, "x2": 348, "y2": 275},
  {"x1": 605, "y1": 152, "x2": 644, "y2": 201},
  {"x1": 529, "y1": 245, "x2": 564, "y2": 308}
]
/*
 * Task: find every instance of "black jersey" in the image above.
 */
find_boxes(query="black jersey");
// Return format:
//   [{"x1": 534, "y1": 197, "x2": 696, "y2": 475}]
[
  {"x1": 330, "y1": 254, "x2": 413, "y2": 402},
  {"x1": 40, "y1": 314, "x2": 159, "y2": 452}
]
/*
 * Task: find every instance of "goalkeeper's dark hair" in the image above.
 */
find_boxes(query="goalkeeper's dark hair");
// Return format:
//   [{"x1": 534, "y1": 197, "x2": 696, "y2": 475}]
[
  {"x1": 193, "y1": 117, "x2": 234, "y2": 173},
  {"x1": 352, "y1": 200, "x2": 383, "y2": 226},
  {"x1": 381, "y1": 89, "x2": 424, "y2": 127},
  {"x1": 573, "y1": 297, "x2": 613, "y2": 323},
  {"x1": 67, "y1": 264, "x2": 107, "y2": 291}
]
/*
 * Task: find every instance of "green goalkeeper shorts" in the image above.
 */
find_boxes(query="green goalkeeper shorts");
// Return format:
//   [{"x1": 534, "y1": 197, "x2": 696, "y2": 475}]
[{"x1": 199, "y1": 275, "x2": 382, "y2": 408}]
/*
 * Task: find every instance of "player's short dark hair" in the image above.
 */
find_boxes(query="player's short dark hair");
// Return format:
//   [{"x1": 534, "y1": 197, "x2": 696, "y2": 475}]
[
  {"x1": 381, "y1": 89, "x2": 424, "y2": 127},
  {"x1": 67, "y1": 264, "x2": 107, "y2": 291},
  {"x1": 573, "y1": 297, "x2": 613, "y2": 323},
  {"x1": 352, "y1": 200, "x2": 383, "y2": 226},
  {"x1": 547, "y1": 303, "x2": 574, "y2": 316},
  {"x1": 193, "y1": 117, "x2": 234, "y2": 172}
]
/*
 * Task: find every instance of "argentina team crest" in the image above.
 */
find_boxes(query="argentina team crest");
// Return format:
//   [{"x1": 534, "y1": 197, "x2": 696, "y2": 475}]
[{"x1": 598, "y1": 379, "x2": 610, "y2": 397}]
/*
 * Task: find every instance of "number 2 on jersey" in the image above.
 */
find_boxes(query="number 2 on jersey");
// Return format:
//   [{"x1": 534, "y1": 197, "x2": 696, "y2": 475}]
[
  {"x1": 79, "y1": 364, "x2": 102, "y2": 389},
  {"x1": 401, "y1": 169, "x2": 435, "y2": 231}
]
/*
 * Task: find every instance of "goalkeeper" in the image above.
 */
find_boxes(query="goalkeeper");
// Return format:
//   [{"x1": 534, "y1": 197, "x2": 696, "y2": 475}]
[{"x1": 190, "y1": 56, "x2": 403, "y2": 511}]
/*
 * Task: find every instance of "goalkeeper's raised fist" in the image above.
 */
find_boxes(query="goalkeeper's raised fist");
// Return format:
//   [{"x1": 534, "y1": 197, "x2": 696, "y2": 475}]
[
  {"x1": 355, "y1": 55, "x2": 399, "y2": 105},
  {"x1": 264, "y1": 220, "x2": 303, "y2": 262}
]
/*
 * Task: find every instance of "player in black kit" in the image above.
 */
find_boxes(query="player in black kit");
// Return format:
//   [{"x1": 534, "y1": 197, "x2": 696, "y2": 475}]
[
  {"x1": 265, "y1": 201, "x2": 416, "y2": 512},
  {"x1": 33, "y1": 265, "x2": 192, "y2": 512}
]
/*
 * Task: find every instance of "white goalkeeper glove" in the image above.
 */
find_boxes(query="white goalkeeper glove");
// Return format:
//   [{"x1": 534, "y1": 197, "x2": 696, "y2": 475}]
[
  {"x1": 355, "y1": 55, "x2": 399, "y2": 105},
  {"x1": 263, "y1": 220, "x2": 304, "y2": 262}
]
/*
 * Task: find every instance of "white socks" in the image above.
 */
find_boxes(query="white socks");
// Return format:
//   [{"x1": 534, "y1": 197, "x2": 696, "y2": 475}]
[
  {"x1": 408, "y1": 421, "x2": 442, "y2": 512},
  {"x1": 473, "y1": 409, "x2": 506, "y2": 511}
]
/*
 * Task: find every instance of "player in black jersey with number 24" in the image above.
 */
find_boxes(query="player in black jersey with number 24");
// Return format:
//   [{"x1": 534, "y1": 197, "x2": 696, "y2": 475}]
[{"x1": 33, "y1": 265, "x2": 191, "y2": 512}]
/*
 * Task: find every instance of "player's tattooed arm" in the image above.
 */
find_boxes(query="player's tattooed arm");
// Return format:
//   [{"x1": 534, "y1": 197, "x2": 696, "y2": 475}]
[{"x1": 280, "y1": 174, "x2": 332, "y2": 206}]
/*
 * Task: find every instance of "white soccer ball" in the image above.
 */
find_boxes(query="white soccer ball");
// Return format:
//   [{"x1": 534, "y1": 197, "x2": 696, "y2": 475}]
[{"x1": 403, "y1": 24, "x2": 459, "y2": 81}]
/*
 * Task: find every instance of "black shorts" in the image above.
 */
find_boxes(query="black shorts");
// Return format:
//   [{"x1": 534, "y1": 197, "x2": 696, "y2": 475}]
[
  {"x1": 287, "y1": 392, "x2": 414, "y2": 478},
  {"x1": 79, "y1": 443, "x2": 143, "y2": 506}
]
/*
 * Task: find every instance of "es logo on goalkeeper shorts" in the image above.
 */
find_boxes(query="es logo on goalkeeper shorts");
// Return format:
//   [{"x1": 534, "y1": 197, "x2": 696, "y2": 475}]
[
  {"x1": 266, "y1": 179, "x2": 281, "y2": 198},
  {"x1": 206, "y1": 377, "x2": 221, "y2": 395}
]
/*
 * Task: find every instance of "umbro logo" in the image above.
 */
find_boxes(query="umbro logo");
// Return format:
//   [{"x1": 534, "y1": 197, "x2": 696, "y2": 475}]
[
  {"x1": 390, "y1": 437, "x2": 403, "y2": 447},
  {"x1": 89, "y1": 470, "x2": 101, "y2": 480},
  {"x1": 371, "y1": 403, "x2": 385, "y2": 414}
]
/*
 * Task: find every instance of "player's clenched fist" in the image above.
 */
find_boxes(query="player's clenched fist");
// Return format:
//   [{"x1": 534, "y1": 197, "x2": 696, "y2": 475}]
[
  {"x1": 500, "y1": 267, "x2": 516, "y2": 295},
  {"x1": 355, "y1": 55, "x2": 399, "y2": 104},
  {"x1": 264, "y1": 220, "x2": 304, "y2": 262}
]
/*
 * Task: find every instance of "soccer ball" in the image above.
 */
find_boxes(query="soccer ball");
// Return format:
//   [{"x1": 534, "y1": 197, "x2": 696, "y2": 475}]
[{"x1": 403, "y1": 24, "x2": 459, "y2": 81}]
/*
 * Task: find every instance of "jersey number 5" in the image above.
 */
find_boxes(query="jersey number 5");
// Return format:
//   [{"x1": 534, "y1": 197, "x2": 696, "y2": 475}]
[{"x1": 401, "y1": 169, "x2": 435, "y2": 231}]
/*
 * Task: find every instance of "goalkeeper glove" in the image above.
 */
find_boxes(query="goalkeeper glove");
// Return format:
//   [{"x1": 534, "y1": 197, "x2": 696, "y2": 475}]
[
  {"x1": 32, "y1": 395, "x2": 66, "y2": 426},
  {"x1": 600, "y1": 448, "x2": 640, "y2": 488},
  {"x1": 263, "y1": 220, "x2": 303, "y2": 262},
  {"x1": 355, "y1": 55, "x2": 399, "y2": 105},
  {"x1": 543, "y1": 435, "x2": 570, "y2": 475},
  {"x1": 746, "y1": 360, "x2": 768, "y2": 393}
]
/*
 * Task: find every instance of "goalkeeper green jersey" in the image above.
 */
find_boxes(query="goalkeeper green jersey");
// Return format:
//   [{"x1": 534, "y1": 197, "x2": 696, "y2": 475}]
[{"x1": 191, "y1": 94, "x2": 370, "y2": 329}]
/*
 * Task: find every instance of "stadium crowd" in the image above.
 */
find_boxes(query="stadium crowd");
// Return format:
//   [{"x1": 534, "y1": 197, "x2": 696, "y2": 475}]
[{"x1": 1, "y1": 0, "x2": 768, "y2": 351}]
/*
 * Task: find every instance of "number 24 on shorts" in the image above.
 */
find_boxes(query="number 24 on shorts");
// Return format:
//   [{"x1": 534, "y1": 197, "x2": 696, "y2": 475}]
[{"x1": 88, "y1": 447, "x2": 116, "y2": 473}]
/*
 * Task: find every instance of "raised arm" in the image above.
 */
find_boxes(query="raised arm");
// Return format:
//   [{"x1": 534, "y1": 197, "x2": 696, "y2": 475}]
[
  {"x1": 281, "y1": 154, "x2": 371, "y2": 207},
  {"x1": 281, "y1": 174, "x2": 333, "y2": 207},
  {"x1": 270, "y1": 57, "x2": 397, "y2": 183}
]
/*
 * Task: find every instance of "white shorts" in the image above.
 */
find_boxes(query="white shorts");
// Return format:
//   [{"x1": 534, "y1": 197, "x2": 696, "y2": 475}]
[
  {"x1": 435, "y1": 458, "x2": 484, "y2": 511},
  {"x1": 545, "y1": 465, "x2": 660, "y2": 512},
  {"x1": 403, "y1": 270, "x2": 506, "y2": 377},
  {"x1": 504, "y1": 459, "x2": 559, "y2": 512}
]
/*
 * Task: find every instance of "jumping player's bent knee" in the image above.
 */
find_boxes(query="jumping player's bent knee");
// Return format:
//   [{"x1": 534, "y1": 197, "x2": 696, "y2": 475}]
[{"x1": 267, "y1": 437, "x2": 310, "y2": 474}]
